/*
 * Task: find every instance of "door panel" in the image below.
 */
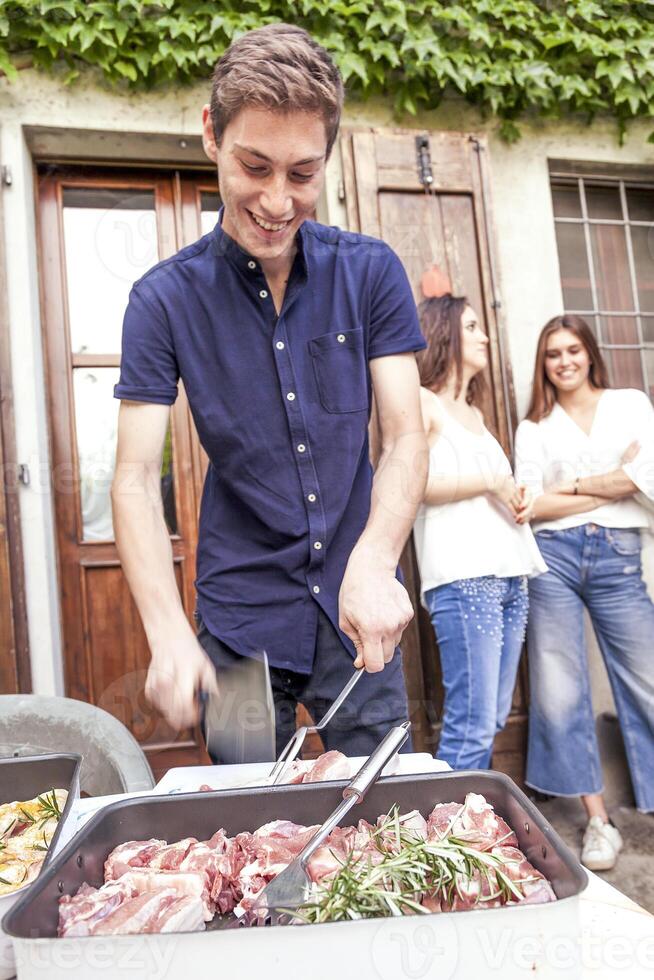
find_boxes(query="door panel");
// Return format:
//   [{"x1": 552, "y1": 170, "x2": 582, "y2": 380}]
[
  {"x1": 341, "y1": 129, "x2": 525, "y2": 782},
  {"x1": 37, "y1": 167, "x2": 212, "y2": 774},
  {"x1": 0, "y1": 414, "x2": 20, "y2": 694},
  {"x1": 178, "y1": 180, "x2": 221, "y2": 506}
]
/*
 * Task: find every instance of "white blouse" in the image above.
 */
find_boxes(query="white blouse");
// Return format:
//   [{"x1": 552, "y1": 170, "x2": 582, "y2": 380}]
[
  {"x1": 414, "y1": 401, "x2": 547, "y2": 598},
  {"x1": 514, "y1": 388, "x2": 654, "y2": 533}
]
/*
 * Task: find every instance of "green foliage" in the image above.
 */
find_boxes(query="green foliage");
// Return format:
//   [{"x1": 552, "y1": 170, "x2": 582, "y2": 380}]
[{"x1": 1, "y1": 0, "x2": 653, "y2": 140}]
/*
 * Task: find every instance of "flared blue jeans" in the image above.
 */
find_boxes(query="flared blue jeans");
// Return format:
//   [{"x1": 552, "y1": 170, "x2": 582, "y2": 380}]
[{"x1": 526, "y1": 524, "x2": 654, "y2": 813}]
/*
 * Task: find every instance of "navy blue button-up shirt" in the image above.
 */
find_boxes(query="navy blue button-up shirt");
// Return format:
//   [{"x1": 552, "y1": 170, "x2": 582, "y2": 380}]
[{"x1": 115, "y1": 214, "x2": 425, "y2": 672}]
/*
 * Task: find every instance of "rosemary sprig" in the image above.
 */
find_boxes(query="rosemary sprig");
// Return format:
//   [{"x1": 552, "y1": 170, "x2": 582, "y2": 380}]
[
  {"x1": 37, "y1": 790, "x2": 62, "y2": 824},
  {"x1": 0, "y1": 867, "x2": 27, "y2": 887},
  {"x1": 18, "y1": 807, "x2": 36, "y2": 824},
  {"x1": 296, "y1": 805, "x2": 541, "y2": 924},
  {"x1": 0, "y1": 818, "x2": 16, "y2": 842},
  {"x1": 31, "y1": 830, "x2": 50, "y2": 852}
]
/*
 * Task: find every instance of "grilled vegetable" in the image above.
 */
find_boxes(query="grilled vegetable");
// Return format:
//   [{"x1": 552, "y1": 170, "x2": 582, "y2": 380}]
[{"x1": 0, "y1": 788, "x2": 68, "y2": 897}]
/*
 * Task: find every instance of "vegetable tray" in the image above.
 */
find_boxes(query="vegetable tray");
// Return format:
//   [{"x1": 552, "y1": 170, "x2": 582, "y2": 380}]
[{"x1": 0, "y1": 754, "x2": 81, "y2": 980}]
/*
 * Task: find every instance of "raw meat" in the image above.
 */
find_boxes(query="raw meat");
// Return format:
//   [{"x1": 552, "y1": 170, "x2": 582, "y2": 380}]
[
  {"x1": 233, "y1": 821, "x2": 322, "y2": 915},
  {"x1": 92, "y1": 889, "x2": 204, "y2": 936},
  {"x1": 427, "y1": 794, "x2": 518, "y2": 849},
  {"x1": 59, "y1": 880, "x2": 135, "y2": 937},
  {"x1": 59, "y1": 792, "x2": 555, "y2": 936},
  {"x1": 103, "y1": 839, "x2": 168, "y2": 880},
  {"x1": 195, "y1": 749, "x2": 352, "y2": 792},
  {"x1": 301, "y1": 751, "x2": 351, "y2": 783},
  {"x1": 58, "y1": 876, "x2": 207, "y2": 936},
  {"x1": 491, "y1": 845, "x2": 557, "y2": 904}
]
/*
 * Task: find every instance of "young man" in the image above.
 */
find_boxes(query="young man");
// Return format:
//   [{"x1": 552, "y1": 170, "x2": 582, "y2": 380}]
[{"x1": 111, "y1": 23, "x2": 428, "y2": 757}]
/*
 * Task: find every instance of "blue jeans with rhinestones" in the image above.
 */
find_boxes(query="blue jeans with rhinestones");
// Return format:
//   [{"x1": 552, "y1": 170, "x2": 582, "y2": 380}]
[
  {"x1": 424, "y1": 575, "x2": 528, "y2": 770},
  {"x1": 526, "y1": 525, "x2": 654, "y2": 813}
]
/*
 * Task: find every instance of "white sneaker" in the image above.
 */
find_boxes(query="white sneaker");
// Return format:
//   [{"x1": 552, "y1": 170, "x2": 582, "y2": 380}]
[{"x1": 581, "y1": 816, "x2": 623, "y2": 871}]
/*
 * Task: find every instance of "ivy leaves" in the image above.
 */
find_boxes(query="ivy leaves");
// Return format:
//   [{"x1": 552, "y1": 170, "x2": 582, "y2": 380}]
[{"x1": 1, "y1": 0, "x2": 653, "y2": 141}]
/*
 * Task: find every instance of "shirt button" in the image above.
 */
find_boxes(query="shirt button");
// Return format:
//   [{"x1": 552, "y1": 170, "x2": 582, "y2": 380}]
[
  {"x1": 313, "y1": 541, "x2": 322, "y2": 550},
  {"x1": 337, "y1": 333, "x2": 346, "y2": 343},
  {"x1": 307, "y1": 493, "x2": 316, "y2": 503},
  {"x1": 286, "y1": 392, "x2": 296, "y2": 401},
  {"x1": 312, "y1": 585, "x2": 320, "y2": 594},
  {"x1": 276, "y1": 341, "x2": 285, "y2": 350},
  {"x1": 248, "y1": 260, "x2": 256, "y2": 270},
  {"x1": 297, "y1": 444, "x2": 306, "y2": 453},
  {"x1": 259, "y1": 289, "x2": 268, "y2": 299}
]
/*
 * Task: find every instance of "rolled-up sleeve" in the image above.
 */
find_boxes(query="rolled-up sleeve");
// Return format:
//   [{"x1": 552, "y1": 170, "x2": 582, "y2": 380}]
[
  {"x1": 621, "y1": 390, "x2": 654, "y2": 503},
  {"x1": 514, "y1": 420, "x2": 546, "y2": 499},
  {"x1": 114, "y1": 284, "x2": 179, "y2": 405},
  {"x1": 368, "y1": 246, "x2": 426, "y2": 360}
]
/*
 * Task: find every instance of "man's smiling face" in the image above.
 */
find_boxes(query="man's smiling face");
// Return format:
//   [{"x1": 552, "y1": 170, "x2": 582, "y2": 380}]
[{"x1": 202, "y1": 105, "x2": 327, "y2": 266}]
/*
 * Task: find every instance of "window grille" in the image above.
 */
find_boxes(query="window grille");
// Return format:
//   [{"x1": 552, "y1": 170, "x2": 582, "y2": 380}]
[{"x1": 550, "y1": 175, "x2": 654, "y2": 397}]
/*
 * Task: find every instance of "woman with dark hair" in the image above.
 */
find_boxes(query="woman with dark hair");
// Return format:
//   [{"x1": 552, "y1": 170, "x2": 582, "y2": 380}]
[
  {"x1": 415, "y1": 295, "x2": 546, "y2": 773},
  {"x1": 515, "y1": 314, "x2": 654, "y2": 870}
]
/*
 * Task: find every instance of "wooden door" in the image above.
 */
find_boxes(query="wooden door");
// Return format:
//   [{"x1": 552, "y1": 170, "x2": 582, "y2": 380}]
[
  {"x1": 0, "y1": 180, "x2": 30, "y2": 694},
  {"x1": 341, "y1": 129, "x2": 526, "y2": 782},
  {"x1": 37, "y1": 166, "x2": 218, "y2": 775}
]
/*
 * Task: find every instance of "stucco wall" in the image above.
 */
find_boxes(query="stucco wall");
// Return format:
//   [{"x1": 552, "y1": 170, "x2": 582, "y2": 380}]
[{"x1": 1, "y1": 70, "x2": 653, "y2": 740}]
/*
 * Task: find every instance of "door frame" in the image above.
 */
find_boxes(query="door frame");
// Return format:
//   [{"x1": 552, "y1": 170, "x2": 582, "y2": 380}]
[{"x1": 0, "y1": 175, "x2": 31, "y2": 693}]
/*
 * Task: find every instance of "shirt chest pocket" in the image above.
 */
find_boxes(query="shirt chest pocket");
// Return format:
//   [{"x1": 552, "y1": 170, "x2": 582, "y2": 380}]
[{"x1": 308, "y1": 329, "x2": 368, "y2": 414}]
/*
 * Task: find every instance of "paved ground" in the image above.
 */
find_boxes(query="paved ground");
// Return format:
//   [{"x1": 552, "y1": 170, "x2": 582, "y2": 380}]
[{"x1": 531, "y1": 794, "x2": 654, "y2": 913}]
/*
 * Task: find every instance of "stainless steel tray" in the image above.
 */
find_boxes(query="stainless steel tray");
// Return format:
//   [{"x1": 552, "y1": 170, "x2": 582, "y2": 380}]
[
  {"x1": 0, "y1": 753, "x2": 82, "y2": 980},
  {"x1": 3, "y1": 771, "x2": 588, "y2": 980},
  {"x1": 0, "y1": 755, "x2": 82, "y2": 873}
]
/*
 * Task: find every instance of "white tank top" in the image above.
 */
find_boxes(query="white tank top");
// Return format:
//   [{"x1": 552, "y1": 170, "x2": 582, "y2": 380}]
[{"x1": 414, "y1": 402, "x2": 547, "y2": 600}]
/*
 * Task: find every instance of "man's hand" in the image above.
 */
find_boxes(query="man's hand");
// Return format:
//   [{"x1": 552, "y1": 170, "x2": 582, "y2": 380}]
[
  {"x1": 145, "y1": 624, "x2": 219, "y2": 732},
  {"x1": 338, "y1": 547, "x2": 414, "y2": 673}
]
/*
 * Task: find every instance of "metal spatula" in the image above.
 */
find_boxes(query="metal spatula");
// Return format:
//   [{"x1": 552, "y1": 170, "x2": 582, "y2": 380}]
[{"x1": 248, "y1": 720, "x2": 411, "y2": 926}]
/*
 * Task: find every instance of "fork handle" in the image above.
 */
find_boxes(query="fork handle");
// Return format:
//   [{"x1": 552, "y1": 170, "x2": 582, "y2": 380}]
[
  {"x1": 298, "y1": 721, "x2": 410, "y2": 868},
  {"x1": 314, "y1": 667, "x2": 364, "y2": 731},
  {"x1": 343, "y1": 721, "x2": 410, "y2": 802}
]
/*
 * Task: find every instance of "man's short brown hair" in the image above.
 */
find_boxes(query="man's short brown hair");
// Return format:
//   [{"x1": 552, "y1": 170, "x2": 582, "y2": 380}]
[{"x1": 210, "y1": 23, "x2": 344, "y2": 157}]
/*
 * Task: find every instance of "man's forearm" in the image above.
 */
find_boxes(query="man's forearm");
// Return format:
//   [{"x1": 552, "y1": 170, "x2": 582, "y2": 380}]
[
  {"x1": 112, "y1": 470, "x2": 189, "y2": 645},
  {"x1": 354, "y1": 430, "x2": 428, "y2": 565}
]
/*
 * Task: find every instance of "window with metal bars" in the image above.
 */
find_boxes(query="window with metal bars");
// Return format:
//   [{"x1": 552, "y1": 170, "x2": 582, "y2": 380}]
[{"x1": 550, "y1": 174, "x2": 654, "y2": 397}]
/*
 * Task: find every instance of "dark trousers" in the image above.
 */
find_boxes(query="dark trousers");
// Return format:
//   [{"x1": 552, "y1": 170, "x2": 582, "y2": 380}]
[{"x1": 197, "y1": 608, "x2": 412, "y2": 760}]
